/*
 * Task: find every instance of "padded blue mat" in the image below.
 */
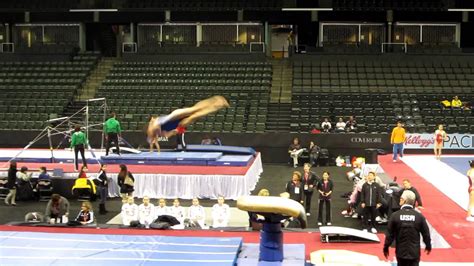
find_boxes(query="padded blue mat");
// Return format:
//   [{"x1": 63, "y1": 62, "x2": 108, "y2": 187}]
[
  {"x1": 101, "y1": 152, "x2": 253, "y2": 166},
  {"x1": 208, "y1": 155, "x2": 254, "y2": 166},
  {"x1": 101, "y1": 152, "x2": 223, "y2": 165},
  {"x1": 0, "y1": 231, "x2": 242, "y2": 266},
  {"x1": 184, "y1": 145, "x2": 256, "y2": 155},
  {"x1": 102, "y1": 152, "x2": 223, "y2": 161}
]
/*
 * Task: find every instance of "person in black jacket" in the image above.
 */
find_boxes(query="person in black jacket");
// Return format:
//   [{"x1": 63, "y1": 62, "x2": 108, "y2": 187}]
[
  {"x1": 302, "y1": 163, "x2": 319, "y2": 216},
  {"x1": 97, "y1": 164, "x2": 109, "y2": 214},
  {"x1": 360, "y1": 171, "x2": 382, "y2": 233},
  {"x1": 4, "y1": 161, "x2": 17, "y2": 206},
  {"x1": 384, "y1": 190, "x2": 431, "y2": 266},
  {"x1": 117, "y1": 164, "x2": 134, "y2": 203},
  {"x1": 308, "y1": 141, "x2": 320, "y2": 166},
  {"x1": 285, "y1": 171, "x2": 304, "y2": 205},
  {"x1": 399, "y1": 179, "x2": 423, "y2": 209},
  {"x1": 316, "y1": 171, "x2": 333, "y2": 226}
]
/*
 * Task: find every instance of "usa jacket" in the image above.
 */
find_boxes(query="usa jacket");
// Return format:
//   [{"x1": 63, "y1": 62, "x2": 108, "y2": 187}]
[{"x1": 384, "y1": 205, "x2": 431, "y2": 260}]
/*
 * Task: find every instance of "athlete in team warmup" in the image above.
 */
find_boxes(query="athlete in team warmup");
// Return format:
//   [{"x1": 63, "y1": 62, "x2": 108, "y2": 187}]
[{"x1": 146, "y1": 95, "x2": 229, "y2": 143}]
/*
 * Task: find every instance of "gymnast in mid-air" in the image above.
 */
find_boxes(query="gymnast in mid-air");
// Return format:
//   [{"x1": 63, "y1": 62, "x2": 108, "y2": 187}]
[{"x1": 147, "y1": 96, "x2": 230, "y2": 151}]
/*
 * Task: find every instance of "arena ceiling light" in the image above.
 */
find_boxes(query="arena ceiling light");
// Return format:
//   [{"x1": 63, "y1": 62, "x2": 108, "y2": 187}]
[
  {"x1": 447, "y1": 9, "x2": 474, "y2": 11},
  {"x1": 69, "y1": 9, "x2": 118, "y2": 12},
  {"x1": 281, "y1": 8, "x2": 333, "y2": 11}
]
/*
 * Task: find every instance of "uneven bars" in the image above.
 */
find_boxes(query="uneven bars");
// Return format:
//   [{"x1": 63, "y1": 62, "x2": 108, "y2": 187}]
[
  {"x1": 87, "y1": 97, "x2": 106, "y2": 102},
  {"x1": 45, "y1": 116, "x2": 70, "y2": 123}
]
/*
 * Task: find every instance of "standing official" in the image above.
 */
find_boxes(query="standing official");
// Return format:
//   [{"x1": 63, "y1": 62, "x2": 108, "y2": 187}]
[
  {"x1": 96, "y1": 164, "x2": 109, "y2": 214},
  {"x1": 391, "y1": 121, "x2": 406, "y2": 162},
  {"x1": 104, "y1": 112, "x2": 122, "y2": 156},
  {"x1": 285, "y1": 171, "x2": 304, "y2": 205},
  {"x1": 384, "y1": 190, "x2": 431, "y2": 266},
  {"x1": 360, "y1": 171, "x2": 382, "y2": 233},
  {"x1": 302, "y1": 163, "x2": 319, "y2": 216},
  {"x1": 316, "y1": 171, "x2": 333, "y2": 226},
  {"x1": 71, "y1": 126, "x2": 88, "y2": 171}
]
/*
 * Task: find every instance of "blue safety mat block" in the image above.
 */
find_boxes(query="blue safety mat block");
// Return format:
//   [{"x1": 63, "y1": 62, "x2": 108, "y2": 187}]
[
  {"x1": 207, "y1": 155, "x2": 254, "y2": 166},
  {"x1": 441, "y1": 156, "x2": 473, "y2": 176},
  {"x1": 102, "y1": 152, "x2": 223, "y2": 161},
  {"x1": 0, "y1": 231, "x2": 242, "y2": 266},
  {"x1": 237, "y1": 243, "x2": 306, "y2": 266},
  {"x1": 101, "y1": 152, "x2": 224, "y2": 165},
  {"x1": 184, "y1": 145, "x2": 256, "y2": 155},
  {"x1": 0, "y1": 157, "x2": 100, "y2": 164},
  {"x1": 0, "y1": 157, "x2": 51, "y2": 163}
]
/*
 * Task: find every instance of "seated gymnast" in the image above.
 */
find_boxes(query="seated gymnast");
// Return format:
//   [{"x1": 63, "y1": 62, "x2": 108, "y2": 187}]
[
  {"x1": 121, "y1": 196, "x2": 139, "y2": 226},
  {"x1": 169, "y1": 198, "x2": 186, "y2": 225},
  {"x1": 70, "y1": 201, "x2": 94, "y2": 225},
  {"x1": 146, "y1": 96, "x2": 229, "y2": 143},
  {"x1": 138, "y1": 196, "x2": 155, "y2": 228},
  {"x1": 187, "y1": 198, "x2": 206, "y2": 228},
  {"x1": 155, "y1": 198, "x2": 170, "y2": 217},
  {"x1": 212, "y1": 196, "x2": 230, "y2": 228}
]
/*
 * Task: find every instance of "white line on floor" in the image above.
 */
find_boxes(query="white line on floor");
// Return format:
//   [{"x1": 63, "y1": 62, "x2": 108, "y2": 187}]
[
  {"x1": 0, "y1": 235, "x2": 240, "y2": 248},
  {"x1": 0, "y1": 256, "x2": 234, "y2": 263},
  {"x1": 0, "y1": 245, "x2": 236, "y2": 255}
]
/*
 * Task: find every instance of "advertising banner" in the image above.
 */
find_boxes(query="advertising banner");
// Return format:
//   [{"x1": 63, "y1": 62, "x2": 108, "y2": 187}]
[{"x1": 404, "y1": 133, "x2": 474, "y2": 150}]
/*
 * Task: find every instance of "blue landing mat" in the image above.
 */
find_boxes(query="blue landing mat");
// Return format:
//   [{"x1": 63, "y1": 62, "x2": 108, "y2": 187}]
[
  {"x1": 208, "y1": 155, "x2": 254, "y2": 166},
  {"x1": 101, "y1": 151, "x2": 254, "y2": 166},
  {"x1": 185, "y1": 145, "x2": 256, "y2": 155},
  {"x1": 0, "y1": 231, "x2": 242, "y2": 266},
  {"x1": 441, "y1": 156, "x2": 474, "y2": 176},
  {"x1": 101, "y1": 152, "x2": 222, "y2": 166}
]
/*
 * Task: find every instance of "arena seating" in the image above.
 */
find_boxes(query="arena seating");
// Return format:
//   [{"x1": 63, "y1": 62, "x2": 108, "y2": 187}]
[
  {"x1": 332, "y1": 0, "x2": 449, "y2": 11},
  {"x1": 307, "y1": 43, "x2": 461, "y2": 55},
  {"x1": 0, "y1": 0, "x2": 289, "y2": 10},
  {"x1": 124, "y1": 0, "x2": 288, "y2": 10},
  {"x1": 0, "y1": 51, "x2": 100, "y2": 130},
  {"x1": 94, "y1": 60, "x2": 272, "y2": 132},
  {"x1": 138, "y1": 43, "x2": 255, "y2": 55},
  {"x1": 291, "y1": 55, "x2": 474, "y2": 133}
]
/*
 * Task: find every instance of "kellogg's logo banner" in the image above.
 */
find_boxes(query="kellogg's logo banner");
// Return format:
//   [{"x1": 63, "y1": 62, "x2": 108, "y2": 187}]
[{"x1": 405, "y1": 133, "x2": 474, "y2": 149}]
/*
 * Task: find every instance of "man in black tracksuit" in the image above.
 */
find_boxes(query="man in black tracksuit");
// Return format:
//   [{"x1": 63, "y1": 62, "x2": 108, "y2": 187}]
[
  {"x1": 398, "y1": 179, "x2": 423, "y2": 208},
  {"x1": 384, "y1": 190, "x2": 431, "y2": 266},
  {"x1": 360, "y1": 171, "x2": 382, "y2": 233}
]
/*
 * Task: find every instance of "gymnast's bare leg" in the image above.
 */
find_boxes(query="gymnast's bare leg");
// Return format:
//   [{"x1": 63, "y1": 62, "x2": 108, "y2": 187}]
[{"x1": 149, "y1": 136, "x2": 160, "y2": 153}]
